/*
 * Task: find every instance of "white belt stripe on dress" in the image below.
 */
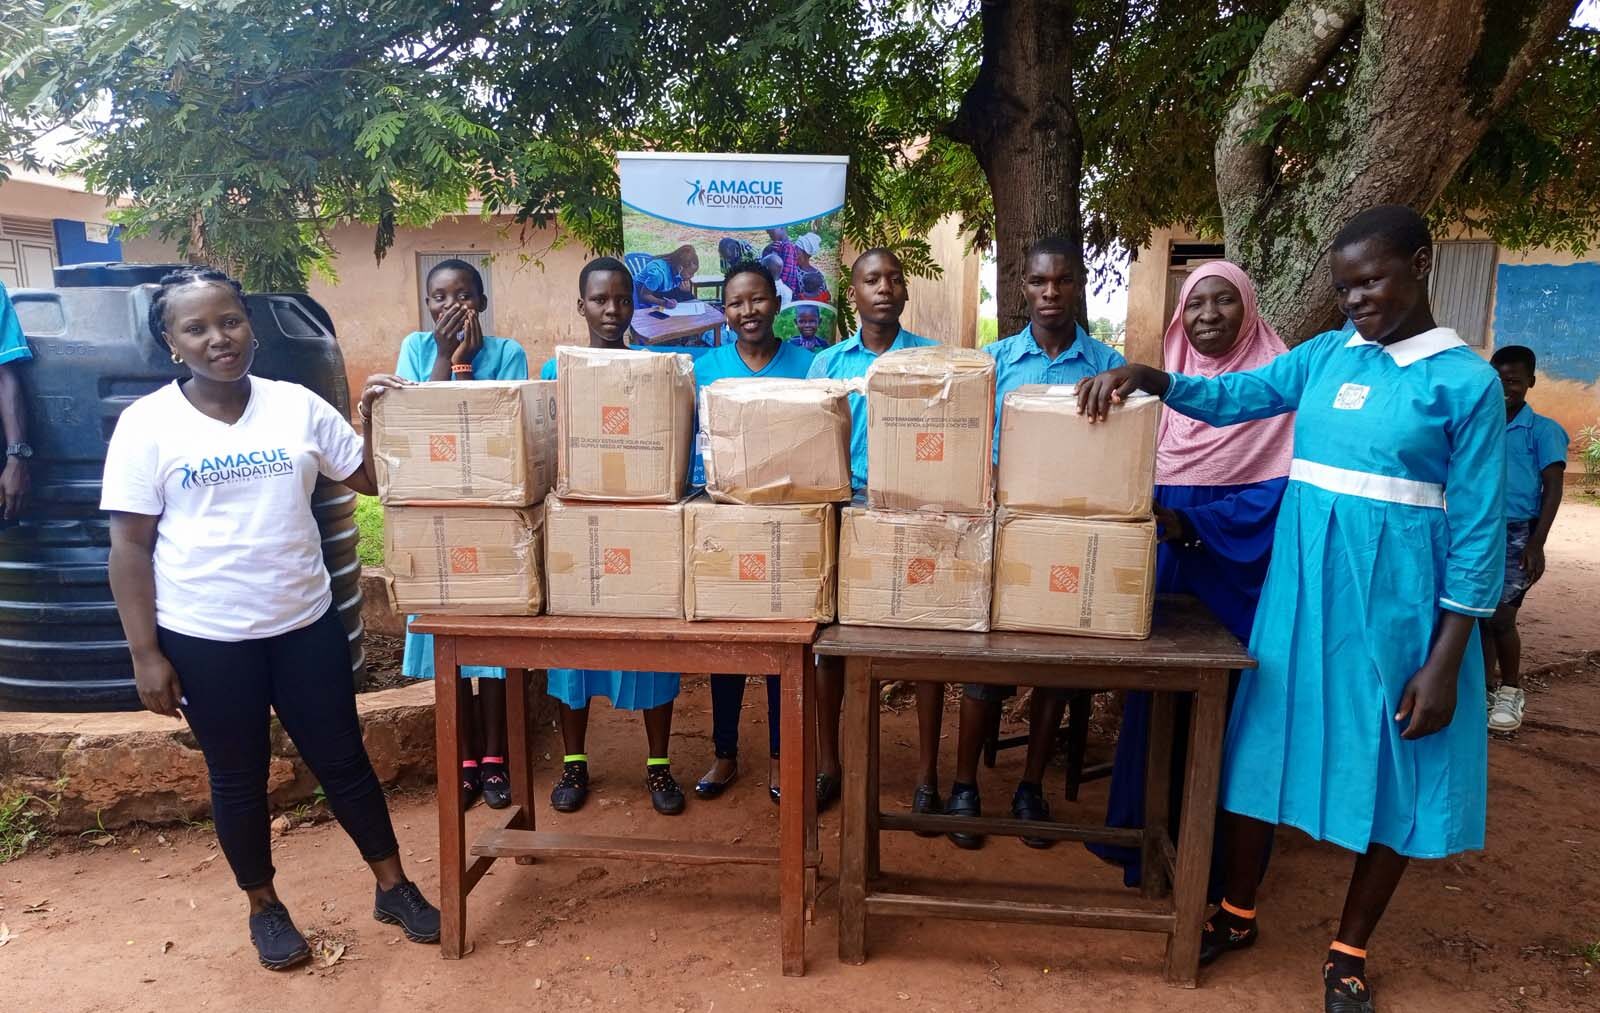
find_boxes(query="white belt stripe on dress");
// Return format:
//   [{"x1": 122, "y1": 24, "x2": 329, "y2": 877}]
[{"x1": 1288, "y1": 458, "x2": 1445, "y2": 509}]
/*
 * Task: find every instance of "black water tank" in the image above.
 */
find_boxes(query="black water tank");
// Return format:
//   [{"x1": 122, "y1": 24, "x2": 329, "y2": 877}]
[{"x1": 0, "y1": 263, "x2": 366, "y2": 710}]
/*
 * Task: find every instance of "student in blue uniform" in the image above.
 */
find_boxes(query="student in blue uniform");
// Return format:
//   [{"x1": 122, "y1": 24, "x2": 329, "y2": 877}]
[
  {"x1": 1078, "y1": 206, "x2": 1505, "y2": 1013},
  {"x1": 945, "y1": 236, "x2": 1124, "y2": 851},
  {"x1": 394, "y1": 259, "x2": 529, "y2": 811},
  {"x1": 0, "y1": 280, "x2": 34, "y2": 522},
  {"x1": 1088, "y1": 260, "x2": 1290, "y2": 897},
  {"x1": 539, "y1": 257, "x2": 685, "y2": 817},
  {"x1": 692, "y1": 260, "x2": 817, "y2": 803},
  {"x1": 1481, "y1": 344, "x2": 1568, "y2": 733},
  {"x1": 807, "y1": 248, "x2": 938, "y2": 820}
]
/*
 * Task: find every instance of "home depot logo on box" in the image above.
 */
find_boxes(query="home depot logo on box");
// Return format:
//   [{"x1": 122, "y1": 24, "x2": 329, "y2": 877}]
[
  {"x1": 905, "y1": 557, "x2": 937, "y2": 585},
  {"x1": 600, "y1": 405, "x2": 631, "y2": 435},
  {"x1": 603, "y1": 547, "x2": 632, "y2": 575},
  {"x1": 449, "y1": 547, "x2": 480, "y2": 574},
  {"x1": 914, "y1": 432, "x2": 944, "y2": 462},
  {"x1": 738, "y1": 553, "x2": 768, "y2": 581},
  {"x1": 1049, "y1": 564, "x2": 1081, "y2": 594},
  {"x1": 429, "y1": 433, "x2": 459, "y2": 462}
]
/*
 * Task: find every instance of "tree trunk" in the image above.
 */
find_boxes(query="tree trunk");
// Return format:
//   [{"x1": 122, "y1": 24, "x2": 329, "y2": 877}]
[
  {"x1": 949, "y1": 0, "x2": 1084, "y2": 338},
  {"x1": 1216, "y1": 0, "x2": 1578, "y2": 343}
]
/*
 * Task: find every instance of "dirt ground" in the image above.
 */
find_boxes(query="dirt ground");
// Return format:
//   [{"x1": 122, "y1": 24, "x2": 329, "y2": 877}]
[{"x1": 5, "y1": 499, "x2": 1600, "y2": 1013}]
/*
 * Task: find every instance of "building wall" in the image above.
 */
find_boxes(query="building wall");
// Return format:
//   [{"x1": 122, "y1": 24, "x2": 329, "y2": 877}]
[
  {"x1": 897, "y1": 214, "x2": 981, "y2": 348},
  {"x1": 1127, "y1": 226, "x2": 1600, "y2": 465}
]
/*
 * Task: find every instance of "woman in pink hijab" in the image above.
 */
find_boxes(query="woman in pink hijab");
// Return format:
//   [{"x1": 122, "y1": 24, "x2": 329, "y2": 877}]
[{"x1": 1091, "y1": 260, "x2": 1293, "y2": 897}]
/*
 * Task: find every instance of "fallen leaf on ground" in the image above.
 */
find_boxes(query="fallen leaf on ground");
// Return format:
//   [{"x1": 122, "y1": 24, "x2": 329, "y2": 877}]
[
  {"x1": 0, "y1": 922, "x2": 15, "y2": 946},
  {"x1": 316, "y1": 940, "x2": 346, "y2": 968},
  {"x1": 161, "y1": 941, "x2": 173, "y2": 954},
  {"x1": 533, "y1": 978, "x2": 544, "y2": 990},
  {"x1": 156, "y1": 873, "x2": 170, "y2": 880},
  {"x1": 416, "y1": 856, "x2": 432, "y2": 863},
  {"x1": 199, "y1": 854, "x2": 218, "y2": 865},
  {"x1": 497, "y1": 938, "x2": 518, "y2": 946},
  {"x1": 23, "y1": 901, "x2": 52, "y2": 914},
  {"x1": 86, "y1": 837, "x2": 113, "y2": 847},
  {"x1": 188, "y1": 899, "x2": 197, "y2": 910}
]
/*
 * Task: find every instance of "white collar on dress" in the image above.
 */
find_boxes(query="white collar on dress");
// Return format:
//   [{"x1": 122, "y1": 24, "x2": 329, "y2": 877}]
[{"x1": 1343, "y1": 326, "x2": 1465, "y2": 367}]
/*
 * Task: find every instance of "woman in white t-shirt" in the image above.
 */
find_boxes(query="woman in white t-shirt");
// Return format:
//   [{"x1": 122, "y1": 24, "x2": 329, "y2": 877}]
[{"x1": 102, "y1": 267, "x2": 437, "y2": 971}]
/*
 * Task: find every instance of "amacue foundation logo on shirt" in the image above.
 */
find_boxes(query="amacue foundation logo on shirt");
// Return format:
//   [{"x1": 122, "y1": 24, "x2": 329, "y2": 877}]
[{"x1": 177, "y1": 448, "x2": 295, "y2": 490}]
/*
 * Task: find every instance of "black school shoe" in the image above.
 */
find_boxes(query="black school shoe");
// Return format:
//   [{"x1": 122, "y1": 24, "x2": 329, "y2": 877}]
[
  {"x1": 1198, "y1": 908, "x2": 1259, "y2": 966},
  {"x1": 816, "y1": 772, "x2": 842, "y2": 814},
  {"x1": 1011, "y1": 782, "x2": 1055, "y2": 850},
  {"x1": 480, "y1": 763, "x2": 511, "y2": 810},
  {"x1": 646, "y1": 764, "x2": 686, "y2": 816},
  {"x1": 550, "y1": 760, "x2": 590, "y2": 813},
  {"x1": 1324, "y1": 970, "x2": 1376, "y2": 1012},
  {"x1": 911, "y1": 784, "x2": 944, "y2": 837},
  {"x1": 945, "y1": 784, "x2": 983, "y2": 850},
  {"x1": 373, "y1": 880, "x2": 441, "y2": 943},
  {"x1": 248, "y1": 901, "x2": 311, "y2": 970}
]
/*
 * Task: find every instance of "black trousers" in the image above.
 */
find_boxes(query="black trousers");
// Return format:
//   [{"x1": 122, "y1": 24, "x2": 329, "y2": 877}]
[{"x1": 159, "y1": 608, "x2": 399, "y2": 890}]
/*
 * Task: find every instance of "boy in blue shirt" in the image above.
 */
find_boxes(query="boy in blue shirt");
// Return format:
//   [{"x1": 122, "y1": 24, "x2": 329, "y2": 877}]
[
  {"x1": 0, "y1": 281, "x2": 34, "y2": 522},
  {"x1": 692, "y1": 261, "x2": 816, "y2": 804},
  {"x1": 808, "y1": 248, "x2": 940, "y2": 819},
  {"x1": 947, "y1": 236, "x2": 1125, "y2": 851},
  {"x1": 539, "y1": 257, "x2": 686, "y2": 816},
  {"x1": 1482, "y1": 344, "x2": 1567, "y2": 733},
  {"x1": 395, "y1": 259, "x2": 528, "y2": 810}
]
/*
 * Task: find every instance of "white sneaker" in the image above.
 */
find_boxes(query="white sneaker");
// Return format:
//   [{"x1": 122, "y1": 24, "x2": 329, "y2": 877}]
[{"x1": 1488, "y1": 686, "x2": 1526, "y2": 733}]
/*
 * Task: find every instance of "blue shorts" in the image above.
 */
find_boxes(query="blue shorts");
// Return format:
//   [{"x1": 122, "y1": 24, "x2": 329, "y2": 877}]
[{"x1": 1500, "y1": 520, "x2": 1533, "y2": 609}]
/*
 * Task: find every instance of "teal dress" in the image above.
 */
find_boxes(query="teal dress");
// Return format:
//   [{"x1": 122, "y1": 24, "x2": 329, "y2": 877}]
[
  {"x1": 538, "y1": 356, "x2": 678, "y2": 711},
  {"x1": 396, "y1": 331, "x2": 529, "y2": 681},
  {"x1": 1162, "y1": 327, "x2": 1504, "y2": 859}
]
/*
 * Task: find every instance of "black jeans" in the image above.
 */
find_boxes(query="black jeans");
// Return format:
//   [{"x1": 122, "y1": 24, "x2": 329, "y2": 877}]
[
  {"x1": 709, "y1": 675, "x2": 781, "y2": 759},
  {"x1": 159, "y1": 608, "x2": 399, "y2": 890}
]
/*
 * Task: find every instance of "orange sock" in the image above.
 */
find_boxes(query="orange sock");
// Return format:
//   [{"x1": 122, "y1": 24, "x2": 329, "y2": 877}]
[
  {"x1": 1220, "y1": 899, "x2": 1257, "y2": 920},
  {"x1": 1328, "y1": 941, "x2": 1367, "y2": 959}
]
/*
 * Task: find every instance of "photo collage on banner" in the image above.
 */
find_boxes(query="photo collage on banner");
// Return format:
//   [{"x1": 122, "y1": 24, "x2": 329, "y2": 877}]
[{"x1": 617, "y1": 152, "x2": 850, "y2": 359}]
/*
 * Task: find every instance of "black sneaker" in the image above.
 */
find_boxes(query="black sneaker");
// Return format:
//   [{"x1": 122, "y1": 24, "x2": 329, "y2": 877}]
[
  {"x1": 1199, "y1": 908, "x2": 1259, "y2": 966},
  {"x1": 1324, "y1": 967, "x2": 1375, "y2": 1013},
  {"x1": 646, "y1": 764, "x2": 686, "y2": 816},
  {"x1": 1011, "y1": 782, "x2": 1055, "y2": 850},
  {"x1": 459, "y1": 765, "x2": 482, "y2": 812},
  {"x1": 550, "y1": 760, "x2": 589, "y2": 813},
  {"x1": 248, "y1": 901, "x2": 311, "y2": 970},
  {"x1": 911, "y1": 784, "x2": 944, "y2": 837},
  {"x1": 373, "y1": 879, "x2": 441, "y2": 944},
  {"x1": 945, "y1": 784, "x2": 983, "y2": 850},
  {"x1": 481, "y1": 763, "x2": 511, "y2": 810}
]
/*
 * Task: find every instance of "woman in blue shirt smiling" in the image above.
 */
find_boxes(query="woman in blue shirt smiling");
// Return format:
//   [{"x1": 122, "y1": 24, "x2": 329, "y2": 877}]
[{"x1": 1079, "y1": 206, "x2": 1504, "y2": 1013}]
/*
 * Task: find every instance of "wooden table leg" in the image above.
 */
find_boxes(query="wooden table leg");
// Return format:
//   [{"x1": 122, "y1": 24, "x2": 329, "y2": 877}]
[
  {"x1": 505, "y1": 668, "x2": 538, "y2": 865},
  {"x1": 434, "y1": 636, "x2": 467, "y2": 958},
  {"x1": 1165, "y1": 677, "x2": 1227, "y2": 986},
  {"x1": 778, "y1": 648, "x2": 807, "y2": 977},
  {"x1": 802, "y1": 650, "x2": 819, "y2": 925},
  {"x1": 865, "y1": 669, "x2": 881, "y2": 882},
  {"x1": 1142, "y1": 690, "x2": 1175, "y2": 900},
  {"x1": 838, "y1": 656, "x2": 871, "y2": 964}
]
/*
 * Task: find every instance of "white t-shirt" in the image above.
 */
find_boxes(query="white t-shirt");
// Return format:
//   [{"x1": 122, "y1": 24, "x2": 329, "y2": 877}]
[{"x1": 100, "y1": 377, "x2": 364, "y2": 642}]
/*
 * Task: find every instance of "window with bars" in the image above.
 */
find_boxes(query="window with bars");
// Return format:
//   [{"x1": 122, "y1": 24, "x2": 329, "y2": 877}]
[
  {"x1": 417, "y1": 251, "x2": 495, "y2": 335},
  {"x1": 1429, "y1": 241, "x2": 1497, "y2": 347}
]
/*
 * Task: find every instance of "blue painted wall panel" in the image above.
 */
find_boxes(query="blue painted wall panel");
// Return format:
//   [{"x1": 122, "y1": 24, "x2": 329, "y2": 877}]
[
  {"x1": 1491, "y1": 262, "x2": 1600, "y2": 384},
  {"x1": 51, "y1": 219, "x2": 123, "y2": 265}
]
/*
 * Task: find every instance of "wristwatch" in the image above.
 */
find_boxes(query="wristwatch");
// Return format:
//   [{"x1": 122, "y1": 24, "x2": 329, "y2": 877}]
[{"x1": 5, "y1": 443, "x2": 32, "y2": 460}]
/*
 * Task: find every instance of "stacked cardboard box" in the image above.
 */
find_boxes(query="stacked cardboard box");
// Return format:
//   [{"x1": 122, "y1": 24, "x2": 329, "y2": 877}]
[
  {"x1": 545, "y1": 346, "x2": 697, "y2": 619},
  {"x1": 372, "y1": 380, "x2": 557, "y2": 616},
  {"x1": 685, "y1": 377, "x2": 847, "y2": 621},
  {"x1": 840, "y1": 347, "x2": 998, "y2": 631},
  {"x1": 991, "y1": 388, "x2": 1162, "y2": 638}
]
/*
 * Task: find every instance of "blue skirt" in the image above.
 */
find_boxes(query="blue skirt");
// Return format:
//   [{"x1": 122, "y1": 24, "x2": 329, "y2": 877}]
[
  {"x1": 402, "y1": 621, "x2": 506, "y2": 680},
  {"x1": 546, "y1": 669, "x2": 679, "y2": 710}
]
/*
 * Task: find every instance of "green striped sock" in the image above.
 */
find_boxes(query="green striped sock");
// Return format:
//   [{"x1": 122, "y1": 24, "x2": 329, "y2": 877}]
[{"x1": 563, "y1": 753, "x2": 588, "y2": 764}]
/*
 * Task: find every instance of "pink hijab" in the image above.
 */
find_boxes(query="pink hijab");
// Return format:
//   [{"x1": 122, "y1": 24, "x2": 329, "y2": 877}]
[{"x1": 1156, "y1": 261, "x2": 1294, "y2": 486}]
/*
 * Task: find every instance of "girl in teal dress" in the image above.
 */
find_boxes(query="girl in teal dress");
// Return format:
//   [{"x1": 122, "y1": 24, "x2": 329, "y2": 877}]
[
  {"x1": 537, "y1": 257, "x2": 685, "y2": 817},
  {"x1": 1079, "y1": 206, "x2": 1504, "y2": 1013}
]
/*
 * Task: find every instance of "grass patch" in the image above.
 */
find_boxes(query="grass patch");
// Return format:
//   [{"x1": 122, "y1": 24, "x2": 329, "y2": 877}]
[
  {"x1": 356, "y1": 494, "x2": 384, "y2": 567},
  {"x1": 977, "y1": 316, "x2": 998, "y2": 346},
  {"x1": 1581, "y1": 939, "x2": 1600, "y2": 966},
  {"x1": 0, "y1": 788, "x2": 59, "y2": 863}
]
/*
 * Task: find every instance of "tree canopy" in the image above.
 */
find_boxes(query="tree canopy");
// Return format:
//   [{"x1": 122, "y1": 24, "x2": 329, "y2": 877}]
[{"x1": 1, "y1": 0, "x2": 1596, "y2": 340}]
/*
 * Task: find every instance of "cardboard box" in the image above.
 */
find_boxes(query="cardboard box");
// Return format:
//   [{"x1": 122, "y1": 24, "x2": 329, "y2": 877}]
[
  {"x1": 555, "y1": 346, "x2": 694, "y2": 503},
  {"x1": 997, "y1": 387, "x2": 1161, "y2": 518},
  {"x1": 866, "y1": 346, "x2": 996, "y2": 514},
  {"x1": 699, "y1": 378, "x2": 853, "y2": 505},
  {"x1": 372, "y1": 380, "x2": 557, "y2": 506},
  {"x1": 683, "y1": 501, "x2": 837, "y2": 621},
  {"x1": 382, "y1": 504, "x2": 543, "y2": 615},
  {"x1": 837, "y1": 507, "x2": 993, "y2": 632},
  {"x1": 544, "y1": 494, "x2": 686, "y2": 618},
  {"x1": 991, "y1": 512, "x2": 1156, "y2": 639}
]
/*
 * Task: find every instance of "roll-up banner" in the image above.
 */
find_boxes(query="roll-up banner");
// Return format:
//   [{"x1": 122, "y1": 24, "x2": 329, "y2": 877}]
[{"x1": 618, "y1": 152, "x2": 850, "y2": 357}]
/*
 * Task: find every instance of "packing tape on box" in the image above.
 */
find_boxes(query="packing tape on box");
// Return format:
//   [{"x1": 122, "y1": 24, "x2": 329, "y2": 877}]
[
  {"x1": 389, "y1": 551, "x2": 416, "y2": 577},
  {"x1": 1113, "y1": 565, "x2": 1146, "y2": 594},
  {"x1": 800, "y1": 551, "x2": 822, "y2": 576},
  {"x1": 996, "y1": 559, "x2": 1030, "y2": 587},
  {"x1": 601, "y1": 451, "x2": 627, "y2": 492},
  {"x1": 842, "y1": 555, "x2": 875, "y2": 581},
  {"x1": 547, "y1": 550, "x2": 575, "y2": 574}
]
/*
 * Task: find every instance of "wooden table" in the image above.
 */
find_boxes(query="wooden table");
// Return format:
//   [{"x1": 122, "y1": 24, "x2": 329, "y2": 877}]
[
  {"x1": 689, "y1": 272, "x2": 726, "y2": 302},
  {"x1": 627, "y1": 304, "x2": 727, "y2": 346},
  {"x1": 814, "y1": 595, "x2": 1254, "y2": 987},
  {"x1": 413, "y1": 615, "x2": 820, "y2": 975}
]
